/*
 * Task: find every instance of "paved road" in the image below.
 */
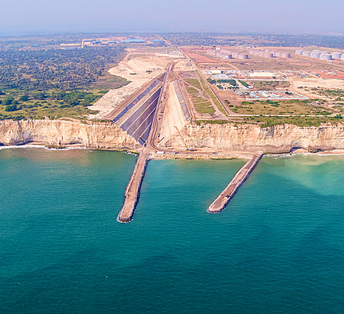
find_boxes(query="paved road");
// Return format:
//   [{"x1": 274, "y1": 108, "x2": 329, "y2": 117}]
[{"x1": 146, "y1": 61, "x2": 174, "y2": 151}]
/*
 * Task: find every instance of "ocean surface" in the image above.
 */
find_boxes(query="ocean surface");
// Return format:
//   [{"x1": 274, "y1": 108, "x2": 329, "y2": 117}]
[{"x1": 1, "y1": 148, "x2": 344, "y2": 313}]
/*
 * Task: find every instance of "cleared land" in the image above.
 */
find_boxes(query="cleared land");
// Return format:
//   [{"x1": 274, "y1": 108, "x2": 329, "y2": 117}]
[
  {"x1": 231, "y1": 99, "x2": 342, "y2": 116},
  {"x1": 91, "y1": 49, "x2": 189, "y2": 119}
]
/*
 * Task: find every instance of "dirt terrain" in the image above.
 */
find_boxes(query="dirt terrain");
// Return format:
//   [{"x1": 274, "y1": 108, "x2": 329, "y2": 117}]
[
  {"x1": 90, "y1": 49, "x2": 187, "y2": 119},
  {"x1": 289, "y1": 76, "x2": 344, "y2": 100},
  {"x1": 181, "y1": 48, "x2": 219, "y2": 63}
]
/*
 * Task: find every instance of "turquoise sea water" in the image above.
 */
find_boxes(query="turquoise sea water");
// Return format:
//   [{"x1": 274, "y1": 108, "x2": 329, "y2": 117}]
[{"x1": 1, "y1": 148, "x2": 344, "y2": 313}]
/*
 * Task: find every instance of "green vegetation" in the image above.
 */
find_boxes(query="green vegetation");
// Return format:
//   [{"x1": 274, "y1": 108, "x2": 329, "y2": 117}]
[
  {"x1": 185, "y1": 85, "x2": 215, "y2": 115},
  {"x1": 207, "y1": 78, "x2": 236, "y2": 86},
  {"x1": 186, "y1": 86, "x2": 199, "y2": 96},
  {"x1": 308, "y1": 87, "x2": 344, "y2": 100},
  {"x1": 185, "y1": 78, "x2": 201, "y2": 90},
  {"x1": 197, "y1": 72, "x2": 228, "y2": 116},
  {"x1": 196, "y1": 115, "x2": 343, "y2": 128},
  {"x1": 193, "y1": 97, "x2": 215, "y2": 115},
  {"x1": 238, "y1": 80, "x2": 248, "y2": 87},
  {"x1": 0, "y1": 45, "x2": 131, "y2": 121},
  {"x1": 255, "y1": 115, "x2": 343, "y2": 128},
  {"x1": 0, "y1": 89, "x2": 103, "y2": 121},
  {"x1": 232, "y1": 99, "x2": 339, "y2": 116},
  {"x1": 196, "y1": 119, "x2": 228, "y2": 125},
  {"x1": 0, "y1": 47, "x2": 127, "y2": 91},
  {"x1": 252, "y1": 80, "x2": 290, "y2": 90}
]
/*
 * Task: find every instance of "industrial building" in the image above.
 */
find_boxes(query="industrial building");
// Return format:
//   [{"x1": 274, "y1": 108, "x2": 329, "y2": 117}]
[
  {"x1": 296, "y1": 49, "x2": 342, "y2": 61},
  {"x1": 207, "y1": 49, "x2": 248, "y2": 60},
  {"x1": 249, "y1": 49, "x2": 290, "y2": 58}
]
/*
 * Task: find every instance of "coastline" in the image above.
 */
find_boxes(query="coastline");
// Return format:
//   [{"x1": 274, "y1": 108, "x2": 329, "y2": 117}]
[{"x1": 2, "y1": 142, "x2": 344, "y2": 160}]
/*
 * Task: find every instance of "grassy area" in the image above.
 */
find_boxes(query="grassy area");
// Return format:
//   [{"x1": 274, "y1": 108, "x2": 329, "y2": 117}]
[
  {"x1": 196, "y1": 115, "x2": 343, "y2": 128},
  {"x1": 195, "y1": 120, "x2": 228, "y2": 125},
  {"x1": 185, "y1": 83, "x2": 215, "y2": 115},
  {"x1": 197, "y1": 72, "x2": 229, "y2": 116},
  {"x1": 304, "y1": 87, "x2": 344, "y2": 100},
  {"x1": 252, "y1": 115, "x2": 343, "y2": 128},
  {"x1": 186, "y1": 86, "x2": 199, "y2": 97},
  {"x1": 185, "y1": 78, "x2": 201, "y2": 90},
  {"x1": 193, "y1": 98, "x2": 215, "y2": 114},
  {"x1": 231, "y1": 100, "x2": 341, "y2": 116},
  {"x1": 252, "y1": 81, "x2": 290, "y2": 90},
  {"x1": 0, "y1": 89, "x2": 104, "y2": 121}
]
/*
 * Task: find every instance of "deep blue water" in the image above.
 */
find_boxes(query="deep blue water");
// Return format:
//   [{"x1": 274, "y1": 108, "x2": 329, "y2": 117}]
[{"x1": 1, "y1": 148, "x2": 344, "y2": 313}]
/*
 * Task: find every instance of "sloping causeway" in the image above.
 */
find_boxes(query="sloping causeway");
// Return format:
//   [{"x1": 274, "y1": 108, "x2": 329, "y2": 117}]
[
  {"x1": 117, "y1": 87, "x2": 161, "y2": 145},
  {"x1": 112, "y1": 78, "x2": 162, "y2": 145}
]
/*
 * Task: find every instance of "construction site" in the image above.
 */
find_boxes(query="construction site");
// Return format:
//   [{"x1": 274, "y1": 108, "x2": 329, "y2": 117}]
[{"x1": 88, "y1": 44, "x2": 344, "y2": 222}]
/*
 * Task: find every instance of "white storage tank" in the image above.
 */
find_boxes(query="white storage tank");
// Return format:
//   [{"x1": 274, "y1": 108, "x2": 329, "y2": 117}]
[
  {"x1": 331, "y1": 52, "x2": 342, "y2": 59},
  {"x1": 320, "y1": 54, "x2": 332, "y2": 61},
  {"x1": 311, "y1": 52, "x2": 321, "y2": 58},
  {"x1": 302, "y1": 51, "x2": 311, "y2": 56},
  {"x1": 281, "y1": 53, "x2": 291, "y2": 58},
  {"x1": 238, "y1": 54, "x2": 249, "y2": 59}
]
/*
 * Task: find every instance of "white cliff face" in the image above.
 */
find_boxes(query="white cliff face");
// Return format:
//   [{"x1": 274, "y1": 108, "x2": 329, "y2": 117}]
[
  {"x1": 0, "y1": 120, "x2": 140, "y2": 150},
  {"x1": 1, "y1": 120, "x2": 344, "y2": 153},
  {"x1": 161, "y1": 123, "x2": 344, "y2": 153}
]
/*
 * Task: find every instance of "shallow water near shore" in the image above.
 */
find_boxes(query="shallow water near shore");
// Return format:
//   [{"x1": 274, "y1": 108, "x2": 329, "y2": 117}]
[{"x1": 1, "y1": 148, "x2": 344, "y2": 313}]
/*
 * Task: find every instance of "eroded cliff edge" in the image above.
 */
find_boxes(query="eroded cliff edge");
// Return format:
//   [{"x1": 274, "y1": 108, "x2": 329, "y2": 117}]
[
  {"x1": 0, "y1": 120, "x2": 140, "y2": 150},
  {"x1": 1, "y1": 120, "x2": 344, "y2": 153},
  {"x1": 160, "y1": 123, "x2": 344, "y2": 153}
]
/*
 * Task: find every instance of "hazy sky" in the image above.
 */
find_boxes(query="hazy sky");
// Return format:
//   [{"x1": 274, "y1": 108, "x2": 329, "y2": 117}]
[{"x1": 1, "y1": 0, "x2": 343, "y2": 35}]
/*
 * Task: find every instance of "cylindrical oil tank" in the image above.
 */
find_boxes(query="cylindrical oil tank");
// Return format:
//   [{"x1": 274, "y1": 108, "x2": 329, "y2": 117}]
[
  {"x1": 341, "y1": 55, "x2": 344, "y2": 60},
  {"x1": 320, "y1": 54, "x2": 332, "y2": 60},
  {"x1": 302, "y1": 51, "x2": 311, "y2": 56},
  {"x1": 311, "y1": 52, "x2": 321, "y2": 58},
  {"x1": 276, "y1": 51, "x2": 283, "y2": 57},
  {"x1": 266, "y1": 53, "x2": 274, "y2": 58},
  {"x1": 238, "y1": 54, "x2": 249, "y2": 59},
  {"x1": 226, "y1": 54, "x2": 233, "y2": 59},
  {"x1": 332, "y1": 52, "x2": 342, "y2": 59},
  {"x1": 281, "y1": 53, "x2": 291, "y2": 58}
]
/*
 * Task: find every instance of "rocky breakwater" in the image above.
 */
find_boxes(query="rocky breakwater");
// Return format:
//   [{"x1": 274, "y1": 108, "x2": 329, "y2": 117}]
[
  {"x1": 0, "y1": 119, "x2": 140, "y2": 150},
  {"x1": 160, "y1": 123, "x2": 344, "y2": 153}
]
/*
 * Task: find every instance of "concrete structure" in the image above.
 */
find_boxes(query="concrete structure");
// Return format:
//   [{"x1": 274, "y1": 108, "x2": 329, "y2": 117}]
[
  {"x1": 117, "y1": 62, "x2": 174, "y2": 223},
  {"x1": 207, "y1": 154, "x2": 262, "y2": 213},
  {"x1": 117, "y1": 153, "x2": 149, "y2": 223},
  {"x1": 112, "y1": 79, "x2": 162, "y2": 145},
  {"x1": 173, "y1": 81, "x2": 191, "y2": 121}
]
